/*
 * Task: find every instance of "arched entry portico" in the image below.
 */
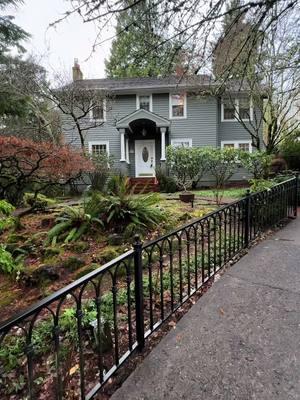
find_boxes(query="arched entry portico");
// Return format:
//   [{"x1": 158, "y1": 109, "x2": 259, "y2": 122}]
[{"x1": 116, "y1": 109, "x2": 170, "y2": 178}]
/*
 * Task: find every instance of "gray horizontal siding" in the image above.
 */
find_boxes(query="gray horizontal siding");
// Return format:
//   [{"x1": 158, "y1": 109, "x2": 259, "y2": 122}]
[
  {"x1": 153, "y1": 94, "x2": 218, "y2": 147},
  {"x1": 61, "y1": 92, "x2": 258, "y2": 182},
  {"x1": 62, "y1": 95, "x2": 137, "y2": 172}
]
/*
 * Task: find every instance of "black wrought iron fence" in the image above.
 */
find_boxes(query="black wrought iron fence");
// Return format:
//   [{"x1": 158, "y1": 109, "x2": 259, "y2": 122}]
[{"x1": 0, "y1": 177, "x2": 298, "y2": 400}]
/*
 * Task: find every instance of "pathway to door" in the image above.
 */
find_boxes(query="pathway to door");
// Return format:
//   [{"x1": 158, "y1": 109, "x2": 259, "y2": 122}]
[{"x1": 111, "y1": 217, "x2": 300, "y2": 400}]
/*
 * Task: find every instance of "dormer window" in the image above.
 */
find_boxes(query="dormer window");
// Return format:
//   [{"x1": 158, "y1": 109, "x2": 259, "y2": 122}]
[
  {"x1": 136, "y1": 95, "x2": 152, "y2": 111},
  {"x1": 170, "y1": 93, "x2": 187, "y2": 119}
]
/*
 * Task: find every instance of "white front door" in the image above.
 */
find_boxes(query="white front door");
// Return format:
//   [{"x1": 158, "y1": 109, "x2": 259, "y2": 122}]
[{"x1": 135, "y1": 140, "x2": 155, "y2": 177}]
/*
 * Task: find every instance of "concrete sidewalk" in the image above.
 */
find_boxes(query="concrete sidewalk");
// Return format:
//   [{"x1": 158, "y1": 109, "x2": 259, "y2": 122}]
[{"x1": 112, "y1": 219, "x2": 300, "y2": 400}]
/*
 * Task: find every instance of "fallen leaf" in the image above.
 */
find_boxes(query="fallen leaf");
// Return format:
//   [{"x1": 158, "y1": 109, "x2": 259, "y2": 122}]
[
  {"x1": 219, "y1": 307, "x2": 225, "y2": 315},
  {"x1": 69, "y1": 364, "x2": 79, "y2": 375}
]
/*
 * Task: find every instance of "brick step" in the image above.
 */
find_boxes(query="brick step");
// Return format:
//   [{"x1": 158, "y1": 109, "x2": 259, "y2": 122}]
[{"x1": 130, "y1": 178, "x2": 159, "y2": 193}]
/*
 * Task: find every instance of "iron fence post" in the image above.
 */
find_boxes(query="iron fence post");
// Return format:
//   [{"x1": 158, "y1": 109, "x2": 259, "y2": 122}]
[
  {"x1": 294, "y1": 173, "x2": 299, "y2": 217},
  {"x1": 133, "y1": 234, "x2": 145, "y2": 351},
  {"x1": 244, "y1": 189, "x2": 251, "y2": 247}
]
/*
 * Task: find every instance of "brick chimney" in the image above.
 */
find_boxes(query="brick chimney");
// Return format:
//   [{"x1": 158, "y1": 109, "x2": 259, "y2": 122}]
[{"x1": 72, "y1": 58, "x2": 83, "y2": 81}]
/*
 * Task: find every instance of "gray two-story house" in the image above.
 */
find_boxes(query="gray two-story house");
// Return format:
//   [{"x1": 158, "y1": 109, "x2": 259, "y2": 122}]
[{"x1": 63, "y1": 62, "x2": 259, "y2": 186}]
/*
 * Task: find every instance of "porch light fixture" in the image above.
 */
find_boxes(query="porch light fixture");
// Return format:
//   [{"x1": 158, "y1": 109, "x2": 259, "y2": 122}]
[{"x1": 142, "y1": 127, "x2": 147, "y2": 137}]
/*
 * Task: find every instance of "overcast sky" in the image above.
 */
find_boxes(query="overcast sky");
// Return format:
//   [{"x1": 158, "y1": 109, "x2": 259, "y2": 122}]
[{"x1": 11, "y1": 0, "x2": 113, "y2": 80}]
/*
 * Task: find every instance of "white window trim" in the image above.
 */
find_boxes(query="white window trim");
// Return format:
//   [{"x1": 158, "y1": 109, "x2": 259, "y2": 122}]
[
  {"x1": 169, "y1": 93, "x2": 187, "y2": 119},
  {"x1": 88, "y1": 140, "x2": 110, "y2": 155},
  {"x1": 171, "y1": 138, "x2": 192, "y2": 147},
  {"x1": 221, "y1": 140, "x2": 252, "y2": 153},
  {"x1": 136, "y1": 94, "x2": 153, "y2": 112},
  {"x1": 221, "y1": 98, "x2": 253, "y2": 122},
  {"x1": 89, "y1": 98, "x2": 106, "y2": 122}
]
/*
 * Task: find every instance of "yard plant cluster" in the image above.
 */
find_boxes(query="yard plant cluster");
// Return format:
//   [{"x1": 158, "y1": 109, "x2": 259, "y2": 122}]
[{"x1": 0, "y1": 141, "x2": 293, "y2": 398}]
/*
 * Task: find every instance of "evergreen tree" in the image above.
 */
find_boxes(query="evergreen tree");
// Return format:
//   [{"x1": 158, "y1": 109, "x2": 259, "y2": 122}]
[
  {"x1": 0, "y1": 0, "x2": 30, "y2": 120},
  {"x1": 0, "y1": 0, "x2": 29, "y2": 63},
  {"x1": 212, "y1": 0, "x2": 258, "y2": 80},
  {"x1": 105, "y1": 0, "x2": 180, "y2": 78}
]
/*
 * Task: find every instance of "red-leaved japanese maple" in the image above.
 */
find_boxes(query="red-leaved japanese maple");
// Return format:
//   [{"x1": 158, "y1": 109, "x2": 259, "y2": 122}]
[{"x1": 0, "y1": 136, "x2": 93, "y2": 205}]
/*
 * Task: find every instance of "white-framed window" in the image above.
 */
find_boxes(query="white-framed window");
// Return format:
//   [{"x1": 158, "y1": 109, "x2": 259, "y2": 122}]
[
  {"x1": 88, "y1": 141, "x2": 110, "y2": 156},
  {"x1": 136, "y1": 94, "x2": 152, "y2": 112},
  {"x1": 169, "y1": 93, "x2": 187, "y2": 119},
  {"x1": 221, "y1": 98, "x2": 253, "y2": 122},
  {"x1": 221, "y1": 140, "x2": 252, "y2": 153},
  {"x1": 171, "y1": 138, "x2": 192, "y2": 148},
  {"x1": 90, "y1": 99, "x2": 106, "y2": 121}
]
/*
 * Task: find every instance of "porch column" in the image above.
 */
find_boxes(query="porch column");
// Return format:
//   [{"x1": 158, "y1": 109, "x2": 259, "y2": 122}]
[
  {"x1": 119, "y1": 128, "x2": 126, "y2": 162},
  {"x1": 160, "y1": 127, "x2": 167, "y2": 161},
  {"x1": 125, "y1": 138, "x2": 130, "y2": 163}
]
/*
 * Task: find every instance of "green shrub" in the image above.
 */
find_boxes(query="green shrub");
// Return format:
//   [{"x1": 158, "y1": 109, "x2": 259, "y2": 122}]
[
  {"x1": 239, "y1": 151, "x2": 272, "y2": 179},
  {"x1": 0, "y1": 245, "x2": 22, "y2": 275},
  {"x1": 155, "y1": 167, "x2": 177, "y2": 193},
  {"x1": 166, "y1": 146, "x2": 209, "y2": 191},
  {"x1": 249, "y1": 178, "x2": 274, "y2": 193},
  {"x1": 0, "y1": 200, "x2": 15, "y2": 233},
  {"x1": 205, "y1": 147, "x2": 240, "y2": 205},
  {"x1": 0, "y1": 200, "x2": 15, "y2": 216},
  {"x1": 280, "y1": 137, "x2": 300, "y2": 170}
]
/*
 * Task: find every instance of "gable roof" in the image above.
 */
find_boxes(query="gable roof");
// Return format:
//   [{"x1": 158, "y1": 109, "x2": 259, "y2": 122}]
[
  {"x1": 74, "y1": 75, "x2": 215, "y2": 94},
  {"x1": 116, "y1": 109, "x2": 170, "y2": 129}
]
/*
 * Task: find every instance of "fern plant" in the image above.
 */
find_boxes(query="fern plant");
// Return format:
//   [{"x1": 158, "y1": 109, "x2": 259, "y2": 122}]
[
  {"x1": 90, "y1": 188, "x2": 166, "y2": 234},
  {"x1": 46, "y1": 204, "x2": 103, "y2": 245}
]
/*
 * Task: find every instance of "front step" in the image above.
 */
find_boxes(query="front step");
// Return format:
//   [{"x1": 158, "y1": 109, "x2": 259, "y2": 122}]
[{"x1": 130, "y1": 178, "x2": 159, "y2": 193}]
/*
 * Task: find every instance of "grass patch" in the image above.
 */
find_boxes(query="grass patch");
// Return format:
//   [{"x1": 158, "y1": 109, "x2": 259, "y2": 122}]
[{"x1": 195, "y1": 187, "x2": 248, "y2": 199}]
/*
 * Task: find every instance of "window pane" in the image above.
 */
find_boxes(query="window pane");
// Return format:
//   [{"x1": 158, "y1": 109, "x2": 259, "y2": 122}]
[
  {"x1": 139, "y1": 96, "x2": 150, "y2": 111},
  {"x1": 91, "y1": 144, "x2": 107, "y2": 156},
  {"x1": 171, "y1": 94, "x2": 185, "y2": 117},
  {"x1": 223, "y1": 143, "x2": 235, "y2": 148},
  {"x1": 239, "y1": 98, "x2": 250, "y2": 119},
  {"x1": 223, "y1": 98, "x2": 236, "y2": 120},
  {"x1": 238, "y1": 143, "x2": 250, "y2": 152},
  {"x1": 172, "y1": 140, "x2": 191, "y2": 148},
  {"x1": 92, "y1": 102, "x2": 104, "y2": 120}
]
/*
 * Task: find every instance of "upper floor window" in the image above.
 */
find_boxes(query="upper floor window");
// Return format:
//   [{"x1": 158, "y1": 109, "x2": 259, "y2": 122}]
[
  {"x1": 171, "y1": 138, "x2": 192, "y2": 148},
  {"x1": 221, "y1": 140, "x2": 252, "y2": 153},
  {"x1": 221, "y1": 97, "x2": 253, "y2": 122},
  {"x1": 136, "y1": 95, "x2": 152, "y2": 111},
  {"x1": 91, "y1": 100, "x2": 105, "y2": 121},
  {"x1": 88, "y1": 141, "x2": 109, "y2": 156},
  {"x1": 170, "y1": 93, "x2": 187, "y2": 119}
]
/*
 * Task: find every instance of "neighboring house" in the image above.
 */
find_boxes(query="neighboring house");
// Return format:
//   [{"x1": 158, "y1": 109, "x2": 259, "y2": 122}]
[{"x1": 63, "y1": 62, "x2": 261, "y2": 186}]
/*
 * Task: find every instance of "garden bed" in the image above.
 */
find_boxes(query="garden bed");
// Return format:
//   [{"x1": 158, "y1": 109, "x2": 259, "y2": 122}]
[{"x1": 0, "y1": 195, "x2": 220, "y2": 321}]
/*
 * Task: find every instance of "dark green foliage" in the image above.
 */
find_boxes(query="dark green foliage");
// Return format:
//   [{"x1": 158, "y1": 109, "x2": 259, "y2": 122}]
[
  {"x1": 239, "y1": 151, "x2": 272, "y2": 179},
  {"x1": 155, "y1": 167, "x2": 177, "y2": 193},
  {"x1": 89, "y1": 176, "x2": 166, "y2": 234},
  {"x1": 280, "y1": 136, "x2": 300, "y2": 171},
  {"x1": 46, "y1": 203, "x2": 103, "y2": 245},
  {"x1": 0, "y1": 200, "x2": 15, "y2": 232},
  {"x1": 105, "y1": 0, "x2": 181, "y2": 77},
  {"x1": 0, "y1": 244, "x2": 21, "y2": 274},
  {"x1": 0, "y1": 1, "x2": 29, "y2": 64}
]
